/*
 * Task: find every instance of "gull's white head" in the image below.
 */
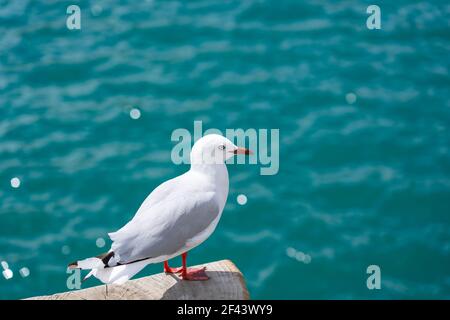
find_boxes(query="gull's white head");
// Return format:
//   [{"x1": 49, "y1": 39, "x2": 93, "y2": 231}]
[{"x1": 190, "y1": 134, "x2": 252, "y2": 166}]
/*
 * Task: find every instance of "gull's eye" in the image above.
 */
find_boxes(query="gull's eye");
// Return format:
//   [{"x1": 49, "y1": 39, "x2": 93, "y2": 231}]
[{"x1": 218, "y1": 145, "x2": 226, "y2": 150}]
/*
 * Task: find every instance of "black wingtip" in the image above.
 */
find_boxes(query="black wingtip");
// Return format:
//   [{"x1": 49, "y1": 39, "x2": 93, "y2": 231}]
[
  {"x1": 68, "y1": 261, "x2": 78, "y2": 269},
  {"x1": 98, "y1": 251, "x2": 115, "y2": 266}
]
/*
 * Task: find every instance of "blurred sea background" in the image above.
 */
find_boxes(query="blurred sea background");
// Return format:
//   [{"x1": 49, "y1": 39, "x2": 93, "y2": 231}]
[{"x1": 0, "y1": 0, "x2": 449, "y2": 299}]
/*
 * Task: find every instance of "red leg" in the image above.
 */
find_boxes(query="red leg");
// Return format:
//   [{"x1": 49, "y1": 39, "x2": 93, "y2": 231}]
[
  {"x1": 180, "y1": 252, "x2": 209, "y2": 281},
  {"x1": 163, "y1": 260, "x2": 182, "y2": 274}
]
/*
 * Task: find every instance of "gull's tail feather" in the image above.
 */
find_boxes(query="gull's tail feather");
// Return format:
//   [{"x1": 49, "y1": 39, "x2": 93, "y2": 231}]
[
  {"x1": 68, "y1": 251, "x2": 115, "y2": 270},
  {"x1": 86, "y1": 260, "x2": 149, "y2": 285},
  {"x1": 69, "y1": 257, "x2": 103, "y2": 270},
  {"x1": 68, "y1": 251, "x2": 149, "y2": 285}
]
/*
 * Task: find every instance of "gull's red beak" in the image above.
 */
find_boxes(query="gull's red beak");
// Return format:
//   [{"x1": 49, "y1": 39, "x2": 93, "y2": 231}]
[{"x1": 232, "y1": 147, "x2": 253, "y2": 155}]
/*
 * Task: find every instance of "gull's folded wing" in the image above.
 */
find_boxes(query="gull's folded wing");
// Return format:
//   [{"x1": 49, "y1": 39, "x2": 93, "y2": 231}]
[{"x1": 109, "y1": 187, "x2": 220, "y2": 264}]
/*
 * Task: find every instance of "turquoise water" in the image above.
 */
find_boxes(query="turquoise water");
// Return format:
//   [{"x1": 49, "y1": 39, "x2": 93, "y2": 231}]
[{"x1": 1, "y1": 0, "x2": 449, "y2": 299}]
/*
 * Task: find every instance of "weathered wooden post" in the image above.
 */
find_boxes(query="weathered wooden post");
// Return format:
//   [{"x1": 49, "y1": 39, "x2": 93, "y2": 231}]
[{"x1": 27, "y1": 260, "x2": 249, "y2": 300}]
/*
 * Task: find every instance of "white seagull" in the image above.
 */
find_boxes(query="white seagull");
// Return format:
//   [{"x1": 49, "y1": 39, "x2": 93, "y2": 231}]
[{"x1": 69, "y1": 134, "x2": 252, "y2": 284}]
